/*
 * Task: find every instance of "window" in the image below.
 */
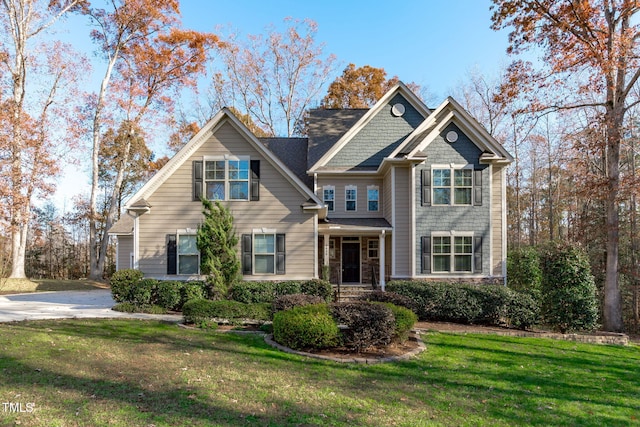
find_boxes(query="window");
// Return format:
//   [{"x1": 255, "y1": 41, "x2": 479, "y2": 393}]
[
  {"x1": 177, "y1": 234, "x2": 199, "y2": 275},
  {"x1": 432, "y1": 235, "x2": 472, "y2": 273},
  {"x1": 432, "y1": 167, "x2": 473, "y2": 205},
  {"x1": 368, "y1": 239, "x2": 379, "y2": 259},
  {"x1": 254, "y1": 234, "x2": 275, "y2": 274},
  {"x1": 367, "y1": 186, "x2": 379, "y2": 211},
  {"x1": 323, "y1": 186, "x2": 335, "y2": 211},
  {"x1": 204, "y1": 157, "x2": 249, "y2": 201},
  {"x1": 345, "y1": 185, "x2": 357, "y2": 211}
]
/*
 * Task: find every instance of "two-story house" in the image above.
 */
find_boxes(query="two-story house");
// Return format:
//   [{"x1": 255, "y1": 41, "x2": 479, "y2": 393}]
[{"x1": 109, "y1": 83, "x2": 513, "y2": 288}]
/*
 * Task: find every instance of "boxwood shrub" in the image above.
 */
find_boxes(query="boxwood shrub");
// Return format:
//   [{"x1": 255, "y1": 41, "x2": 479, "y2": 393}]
[
  {"x1": 182, "y1": 298, "x2": 271, "y2": 324},
  {"x1": 230, "y1": 279, "x2": 333, "y2": 304},
  {"x1": 109, "y1": 269, "x2": 144, "y2": 302},
  {"x1": 130, "y1": 278, "x2": 157, "y2": 306},
  {"x1": 330, "y1": 302, "x2": 395, "y2": 352},
  {"x1": 272, "y1": 304, "x2": 339, "y2": 350},
  {"x1": 154, "y1": 281, "x2": 182, "y2": 310}
]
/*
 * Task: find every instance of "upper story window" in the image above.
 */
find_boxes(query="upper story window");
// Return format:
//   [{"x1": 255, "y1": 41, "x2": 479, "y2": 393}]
[
  {"x1": 205, "y1": 157, "x2": 249, "y2": 201},
  {"x1": 345, "y1": 185, "x2": 357, "y2": 211},
  {"x1": 323, "y1": 186, "x2": 335, "y2": 211},
  {"x1": 367, "y1": 185, "x2": 379, "y2": 212},
  {"x1": 432, "y1": 167, "x2": 472, "y2": 206}
]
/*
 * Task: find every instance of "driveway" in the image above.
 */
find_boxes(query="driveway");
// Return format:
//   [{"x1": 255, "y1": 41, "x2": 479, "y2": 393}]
[{"x1": 0, "y1": 290, "x2": 181, "y2": 323}]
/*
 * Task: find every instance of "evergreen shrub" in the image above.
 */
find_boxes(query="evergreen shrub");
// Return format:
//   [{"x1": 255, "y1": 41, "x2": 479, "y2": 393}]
[
  {"x1": 273, "y1": 304, "x2": 339, "y2": 350},
  {"x1": 109, "y1": 269, "x2": 143, "y2": 302},
  {"x1": 330, "y1": 302, "x2": 395, "y2": 351},
  {"x1": 378, "y1": 302, "x2": 417, "y2": 342},
  {"x1": 357, "y1": 290, "x2": 418, "y2": 313},
  {"x1": 272, "y1": 293, "x2": 325, "y2": 314}
]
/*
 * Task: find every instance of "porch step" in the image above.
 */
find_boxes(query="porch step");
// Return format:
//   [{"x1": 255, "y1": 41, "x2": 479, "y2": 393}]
[{"x1": 332, "y1": 285, "x2": 375, "y2": 303}]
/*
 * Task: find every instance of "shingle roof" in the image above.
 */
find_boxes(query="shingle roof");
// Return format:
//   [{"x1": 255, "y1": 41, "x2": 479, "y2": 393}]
[
  {"x1": 259, "y1": 137, "x2": 312, "y2": 188},
  {"x1": 306, "y1": 109, "x2": 368, "y2": 170}
]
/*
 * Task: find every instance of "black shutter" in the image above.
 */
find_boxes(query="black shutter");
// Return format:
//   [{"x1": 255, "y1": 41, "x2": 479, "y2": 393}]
[
  {"x1": 193, "y1": 160, "x2": 203, "y2": 201},
  {"x1": 250, "y1": 160, "x2": 260, "y2": 201},
  {"x1": 421, "y1": 236, "x2": 431, "y2": 274},
  {"x1": 242, "y1": 234, "x2": 252, "y2": 275},
  {"x1": 474, "y1": 236, "x2": 483, "y2": 273},
  {"x1": 276, "y1": 234, "x2": 286, "y2": 275},
  {"x1": 474, "y1": 169, "x2": 483, "y2": 206},
  {"x1": 167, "y1": 234, "x2": 177, "y2": 275},
  {"x1": 421, "y1": 169, "x2": 431, "y2": 206}
]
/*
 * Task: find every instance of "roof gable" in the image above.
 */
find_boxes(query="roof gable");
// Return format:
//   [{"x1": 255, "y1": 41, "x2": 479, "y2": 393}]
[
  {"x1": 309, "y1": 82, "x2": 431, "y2": 172},
  {"x1": 395, "y1": 96, "x2": 513, "y2": 164},
  {"x1": 124, "y1": 108, "x2": 322, "y2": 210}
]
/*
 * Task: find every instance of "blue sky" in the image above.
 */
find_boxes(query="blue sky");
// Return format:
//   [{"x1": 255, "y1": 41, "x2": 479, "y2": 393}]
[{"x1": 52, "y1": 0, "x2": 514, "y2": 210}]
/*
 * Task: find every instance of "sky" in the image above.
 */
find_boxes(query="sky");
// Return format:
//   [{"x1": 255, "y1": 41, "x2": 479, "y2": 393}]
[{"x1": 51, "y1": 0, "x2": 515, "y2": 211}]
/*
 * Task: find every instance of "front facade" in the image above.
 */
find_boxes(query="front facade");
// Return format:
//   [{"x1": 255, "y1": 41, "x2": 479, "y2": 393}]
[{"x1": 110, "y1": 83, "x2": 512, "y2": 287}]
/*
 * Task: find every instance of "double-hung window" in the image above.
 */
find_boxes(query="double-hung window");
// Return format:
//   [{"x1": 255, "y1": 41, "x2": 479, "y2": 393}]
[
  {"x1": 204, "y1": 157, "x2": 249, "y2": 201},
  {"x1": 432, "y1": 167, "x2": 473, "y2": 205},
  {"x1": 323, "y1": 186, "x2": 335, "y2": 211},
  {"x1": 242, "y1": 232, "x2": 286, "y2": 275},
  {"x1": 367, "y1": 185, "x2": 379, "y2": 212},
  {"x1": 432, "y1": 235, "x2": 473, "y2": 273},
  {"x1": 345, "y1": 185, "x2": 357, "y2": 211},
  {"x1": 177, "y1": 233, "x2": 199, "y2": 275},
  {"x1": 254, "y1": 233, "x2": 275, "y2": 274}
]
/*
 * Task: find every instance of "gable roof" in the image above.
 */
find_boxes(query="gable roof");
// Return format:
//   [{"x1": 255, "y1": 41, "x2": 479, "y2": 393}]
[
  {"x1": 308, "y1": 82, "x2": 431, "y2": 172},
  {"x1": 124, "y1": 108, "x2": 323, "y2": 211},
  {"x1": 393, "y1": 96, "x2": 513, "y2": 164},
  {"x1": 260, "y1": 137, "x2": 312, "y2": 188}
]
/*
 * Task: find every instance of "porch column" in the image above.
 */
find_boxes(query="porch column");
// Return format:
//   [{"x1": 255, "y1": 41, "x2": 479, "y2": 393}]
[
  {"x1": 323, "y1": 233, "x2": 330, "y2": 280},
  {"x1": 379, "y1": 230, "x2": 386, "y2": 291}
]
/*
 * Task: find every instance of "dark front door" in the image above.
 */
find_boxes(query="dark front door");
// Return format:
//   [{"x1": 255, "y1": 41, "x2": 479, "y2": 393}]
[{"x1": 342, "y1": 242, "x2": 360, "y2": 283}]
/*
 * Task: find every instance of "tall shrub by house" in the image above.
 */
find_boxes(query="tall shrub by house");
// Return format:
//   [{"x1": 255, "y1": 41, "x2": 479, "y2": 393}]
[
  {"x1": 197, "y1": 199, "x2": 240, "y2": 299},
  {"x1": 507, "y1": 246, "x2": 542, "y2": 302},
  {"x1": 539, "y1": 241, "x2": 599, "y2": 332}
]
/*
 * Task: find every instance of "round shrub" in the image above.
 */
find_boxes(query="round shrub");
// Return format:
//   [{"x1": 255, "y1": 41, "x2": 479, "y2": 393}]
[
  {"x1": 357, "y1": 290, "x2": 418, "y2": 313},
  {"x1": 155, "y1": 281, "x2": 182, "y2": 310},
  {"x1": 273, "y1": 304, "x2": 339, "y2": 350},
  {"x1": 379, "y1": 302, "x2": 418, "y2": 342},
  {"x1": 130, "y1": 278, "x2": 157, "y2": 306},
  {"x1": 109, "y1": 269, "x2": 143, "y2": 303},
  {"x1": 330, "y1": 302, "x2": 395, "y2": 352},
  {"x1": 539, "y1": 241, "x2": 599, "y2": 332},
  {"x1": 179, "y1": 281, "x2": 207, "y2": 309},
  {"x1": 272, "y1": 293, "x2": 325, "y2": 314}
]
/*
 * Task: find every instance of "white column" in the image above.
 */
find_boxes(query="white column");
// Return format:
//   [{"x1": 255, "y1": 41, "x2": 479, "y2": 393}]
[
  {"x1": 323, "y1": 233, "x2": 330, "y2": 279},
  {"x1": 379, "y1": 230, "x2": 386, "y2": 291}
]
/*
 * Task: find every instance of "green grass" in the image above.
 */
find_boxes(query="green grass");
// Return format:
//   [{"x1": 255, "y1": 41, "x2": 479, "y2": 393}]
[
  {"x1": 0, "y1": 319, "x2": 638, "y2": 426},
  {"x1": 0, "y1": 278, "x2": 108, "y2": 294}
]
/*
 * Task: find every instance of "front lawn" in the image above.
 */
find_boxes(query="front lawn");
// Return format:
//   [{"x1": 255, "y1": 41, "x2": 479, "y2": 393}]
[
  {"x1": 0, "y1": 278, "x2": 108, "y2": 294},
  {"x1": 0, "y1": 319, "x2": 637, "y2": 426}
]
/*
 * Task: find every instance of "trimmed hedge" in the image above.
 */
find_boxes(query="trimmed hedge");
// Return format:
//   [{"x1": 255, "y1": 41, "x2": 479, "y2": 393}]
[
  {"x1": 182, "y1": 298, "x2": 271, "y2": 324},
  {"x1": 272, "y1": 293, "x2": 325, "y2": 314},
  {"x1": 273, "y1": 304, "x2": 340, "y2": 350},
  {"x1": 330, "y1": 302, "x2": 395, "y2": 352},
  {"x1": 357, "y1": 290, "x2": 418, "y2": 314},
  {"x1": 387, "y1": 280, "x2": 539, "y2": 329},
  {"x1": 230, "y1": 279, "x2": 333, "y2": 304},
  {"x1": 109, "y1": 269, "x2": 144, "y2": 302}
]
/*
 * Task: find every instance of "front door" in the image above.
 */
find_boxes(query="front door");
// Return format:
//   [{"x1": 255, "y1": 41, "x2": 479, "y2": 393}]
[{"x1": 342, "y1": 242, "x2": 360, "y2": 283}]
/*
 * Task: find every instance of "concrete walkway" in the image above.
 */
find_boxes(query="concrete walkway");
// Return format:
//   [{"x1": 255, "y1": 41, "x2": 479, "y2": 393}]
[{"x1": 0, "y1": 290, "x2": 182, "y2": 323}]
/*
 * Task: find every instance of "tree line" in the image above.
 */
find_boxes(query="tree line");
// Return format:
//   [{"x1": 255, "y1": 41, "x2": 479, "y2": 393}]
[{"x1": 1, "y1": 0, "x2": 639, "y2": 333}]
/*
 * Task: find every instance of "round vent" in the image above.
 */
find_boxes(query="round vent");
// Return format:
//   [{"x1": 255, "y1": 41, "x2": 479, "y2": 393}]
[
  {"x1": 446, "y1": 131, "x2": 459, "y2": 143},
  {"x1": 391, "y1": 103, "x2": 406, "y2": 117}
]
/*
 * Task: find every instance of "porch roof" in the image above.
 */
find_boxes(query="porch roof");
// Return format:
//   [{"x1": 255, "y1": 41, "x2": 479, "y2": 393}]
[{"x1": 318, "y1": 217, "x2": 392, "y2": 234}]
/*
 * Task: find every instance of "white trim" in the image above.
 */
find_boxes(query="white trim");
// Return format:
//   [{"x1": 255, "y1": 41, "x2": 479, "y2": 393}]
[
  {"x1": 501, "y1": 166, "x2": 508, "y2": 284},
  {"x1": 410, "y1": 165, "x2": 416, "y2": 277},
  {"x1": 489, "y1": 164, "x2": 494, "y2": 276},
  {"x1": 379, "y1": 231, "x2": 386, "y2": 290},
  {"x1": 133, "y1": 215, "x2": 139, "y2": 270}
]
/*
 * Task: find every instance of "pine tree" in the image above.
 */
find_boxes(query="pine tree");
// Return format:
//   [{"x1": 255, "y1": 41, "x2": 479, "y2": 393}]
[{"x1": 196, "y1": 199, "x2": 240, "y2": 299}]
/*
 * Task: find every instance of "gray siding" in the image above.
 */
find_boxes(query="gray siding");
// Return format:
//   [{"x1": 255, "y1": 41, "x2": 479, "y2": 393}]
[
  {"x1": 137, "y1": 120, "x2": 316, "y2": 280},
  {"x1": 117, "y1": 236, "x2": 133, "y2": 270},
  {"x1": 394, "y1": 166, "x2": 412, "y2": 277},
  {"x1": 414, "y1": 123, "x2": 492, "y2": 277},
  {"x1": 317, "y1": 176, "x2": 384, "y2": 218},
  {"x1": 326, "y1": 94, "x2": 424, "y2": 168}
]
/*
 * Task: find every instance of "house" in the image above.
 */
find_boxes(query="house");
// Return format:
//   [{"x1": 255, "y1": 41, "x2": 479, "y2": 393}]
[{"x1": 109, "y1": 83, "x2": 513, "y2": 288}]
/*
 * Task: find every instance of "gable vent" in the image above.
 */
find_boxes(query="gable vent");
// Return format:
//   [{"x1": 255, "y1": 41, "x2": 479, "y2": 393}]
[{"x1": 391, "y1": 103, "x2": 406, "y2": 117}]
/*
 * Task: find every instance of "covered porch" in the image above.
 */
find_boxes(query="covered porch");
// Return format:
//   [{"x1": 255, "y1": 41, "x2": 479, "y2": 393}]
[{"x1": 317, "y1": 218, "x2": 392, "y2": 290}]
